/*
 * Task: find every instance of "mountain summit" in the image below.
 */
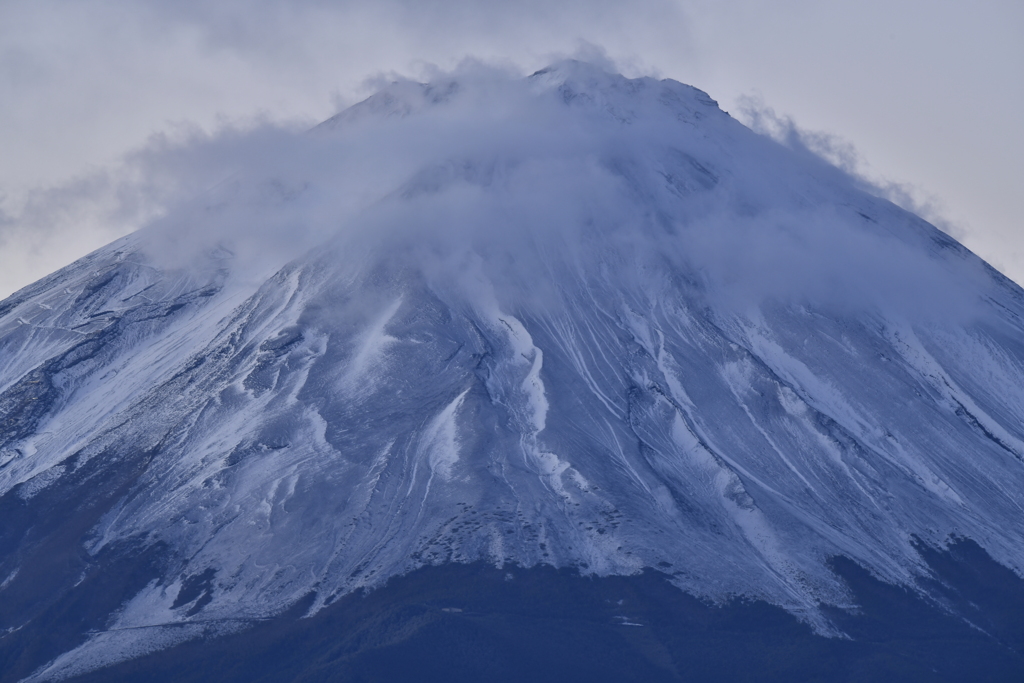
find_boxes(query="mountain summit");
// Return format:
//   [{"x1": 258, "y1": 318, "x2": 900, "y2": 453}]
[{"x1": 3, "y1": 62, "x2": 1024, "y2": 680}]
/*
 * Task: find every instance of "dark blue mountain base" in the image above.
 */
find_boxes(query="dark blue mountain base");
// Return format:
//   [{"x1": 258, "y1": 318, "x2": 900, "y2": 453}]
[
  {"x1": 6, "y1": 539, "x2": 1018, "y2": 683},
  {"x1": 0, "y1": 442, "x2": 168, "y2": 683}
]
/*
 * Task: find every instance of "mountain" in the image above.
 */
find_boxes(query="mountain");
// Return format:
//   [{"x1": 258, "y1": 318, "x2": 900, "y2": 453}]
[{"x1": 3, "y1": 61, "x2": 1024, "y2": 681}]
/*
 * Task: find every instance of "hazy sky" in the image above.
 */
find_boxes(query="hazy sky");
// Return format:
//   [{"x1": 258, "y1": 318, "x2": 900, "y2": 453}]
[{"x1": 1, "y1": 0, "x2": 1022, "y2": 298}]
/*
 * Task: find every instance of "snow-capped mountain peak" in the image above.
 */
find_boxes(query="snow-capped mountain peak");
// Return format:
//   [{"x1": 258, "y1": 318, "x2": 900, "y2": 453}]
[{"x1": 3, "y1": 62, "x2": 1024, "y2": 680}]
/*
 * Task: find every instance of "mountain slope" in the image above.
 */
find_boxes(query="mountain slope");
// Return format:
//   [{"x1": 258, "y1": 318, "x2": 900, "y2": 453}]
[{"x1": 2, "y1": 61, "x2": 1024, "y2": 680}]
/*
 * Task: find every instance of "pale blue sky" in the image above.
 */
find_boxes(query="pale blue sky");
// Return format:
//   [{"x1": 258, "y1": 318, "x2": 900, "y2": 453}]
[{"x1": 1, "y1": 0, "x2": 1021, "y2": 296}]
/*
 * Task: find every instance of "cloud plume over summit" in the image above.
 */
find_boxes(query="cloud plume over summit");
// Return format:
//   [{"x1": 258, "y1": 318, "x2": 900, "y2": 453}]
[{"x1": 121, "y1": 62, "x2": 991, "y2": 326}]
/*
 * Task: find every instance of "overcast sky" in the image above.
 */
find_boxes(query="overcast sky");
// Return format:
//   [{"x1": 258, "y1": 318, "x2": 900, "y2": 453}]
[{"x1": 1, "y1": 0, "x2": 1022, "y2": 298}]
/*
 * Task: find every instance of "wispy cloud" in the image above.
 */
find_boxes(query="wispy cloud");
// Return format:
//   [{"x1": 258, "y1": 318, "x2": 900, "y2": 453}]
[
  {"x1": 0, "y1": 0, "x2": 692, "y2": 297},
  {"x1": 2, "y1": 62, "x2": 978, "y2": 329},
  {"x1": 735, "y1": 95, "x2": 964, "y2": 241}
]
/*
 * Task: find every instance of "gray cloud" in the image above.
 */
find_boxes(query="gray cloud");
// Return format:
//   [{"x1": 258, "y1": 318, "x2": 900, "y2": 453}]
[
  {"x1": 0, "y1": 0, "x2": 689, "y2": 297},
  {"x1": 1, "y1": 0, "x2": 1021, "y2": 298},
  {"x1": 83, "y1": 63, "x2": 985, "y2": 332}
]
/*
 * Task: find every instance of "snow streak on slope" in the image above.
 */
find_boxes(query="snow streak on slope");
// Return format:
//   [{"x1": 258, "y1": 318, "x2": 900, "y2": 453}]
[{"x1": 3, "y1": 61, "x2": 1024, "y2": 679}]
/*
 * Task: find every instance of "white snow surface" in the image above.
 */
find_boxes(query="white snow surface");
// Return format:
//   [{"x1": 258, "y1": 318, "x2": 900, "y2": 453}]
[{"x1": 3, "y1": 61, "x2": 1024, "y2": 678}]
